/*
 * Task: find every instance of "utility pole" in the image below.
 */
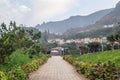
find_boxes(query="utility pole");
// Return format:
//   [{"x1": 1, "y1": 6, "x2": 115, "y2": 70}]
[{"x1": 100, "y1": 36, "x2": 104, "y2": 52}]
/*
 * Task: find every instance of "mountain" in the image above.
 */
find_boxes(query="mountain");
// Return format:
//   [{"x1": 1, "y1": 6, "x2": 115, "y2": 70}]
[
  {"x1": 36, "y1": 9, "x2": 113, "y2": 33},
  {"x1": 66, "y1": 1, "x2": 120, "y2": 39},
  {"x1": 96, "y1": 1, "x2": 120, "y2": 25},
  {"x1": 68, "y1": 25, "x2": 120, "y2": 39}
]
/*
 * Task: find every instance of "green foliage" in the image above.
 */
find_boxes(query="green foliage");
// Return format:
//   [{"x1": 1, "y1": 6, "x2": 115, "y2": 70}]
[
  {"x1": 9, "y1": 67, "x2": 26, "y2": 80},
  {"x1": 62, "y1": 42, "x2": 80, "y2": 55},
  {"x1": 79, "y1": 45, "x2": 89, "y2": 54},
  {"x1": 32, "y1": 53, "x2": 44, "y2": 59},
  {"x1": 87, "y1": 62, "x2": 118, "y2": 80},
  {"x1": 107, "y1": 34, "x2": 116, "y2": 43},
  {"x1": 31, "y1": 44, "x2": 42, "y2": 53},
  {"x1": 24, "y1": 45, "x2": 44, "y2": 58},
  {"x1": 47, "y1": 42, "x2": 58, "y2": 49},
  {"x1": 0, "y1": 21, "x2": 42, "y2": 64},
  {"x1": 74, "y1": 49, "x2": 120, "y2": 67},
  {"x1": 8, "y1": 49, "x2": 31, "y2": 69},
  {"x1": 68, "y1": 25, "x2": 120, "y2": 39},
  {"x1": 0, "y1": 71, "x2": 8, "y2": 80},
  {"x1": 6, "y1": 55, "x2": 49, "y2": 80},
  {"x1": 32, "y1": 32, "x2": 41, "y2": 41},
  {"x1": 5, "y1": 49, "x2": 46, "y2": 70},
  {"x1": 64, "y1": 49, "x2": 120, "y2": 79},
  {"x1": 0, "y1": 21, "x2": 48, "y2": 80},
  {"x1": 0, "y1": 39, "x2": 14, "y2": 63},
  {"x1": 26, "y1": 48, "x2": 37, "y2": 56},
  {"x1": 22, "y1": 56, "x2": 48, "y2": 74},
  {"x1": 106, "y1": 29, "x2": 120, "y2": 50},
  {"x1": 64, "y1": 55, "x2": 120, "y2": 80},
  {"x1": 88, "y1": 42, "x2": 101, "y2": 53}
]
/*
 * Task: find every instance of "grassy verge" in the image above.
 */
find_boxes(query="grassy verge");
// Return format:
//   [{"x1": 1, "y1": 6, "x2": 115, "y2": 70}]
[
  {"x1": 63, "y1": 49, "x2": 120, "y2": 80},
  {"x1": 0, "y1": 49, "x2": 50, "y2": 80},
  {"x1": 74, "y1": 49, "x2": 120, "y2": 67}
]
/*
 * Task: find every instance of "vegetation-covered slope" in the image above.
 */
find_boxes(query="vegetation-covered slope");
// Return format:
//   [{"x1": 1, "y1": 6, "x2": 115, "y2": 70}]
[
  {"x1": 76, "y1": 49, "x2": 120, "y2": 66},
  {"x1": 67, "y1": 25, "x2": 120, "y2": 39},
  {"x1": 64, "y1": 49, "x2": 120, "y2": 79}
]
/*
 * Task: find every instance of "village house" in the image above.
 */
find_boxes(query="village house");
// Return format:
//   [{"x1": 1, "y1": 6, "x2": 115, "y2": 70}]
[
  {"x1": 50, "y1": 47, "x2": 65, "y2": 55},
  {"x1": 48, "y1": 39, "x2": 65, "y2": 45},
  {"x1": 48, "y1": 37, "x2": 108, "y2": 45}
]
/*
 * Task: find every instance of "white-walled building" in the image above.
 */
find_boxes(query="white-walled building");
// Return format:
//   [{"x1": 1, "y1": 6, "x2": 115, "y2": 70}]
[
  {"x1": 48, "y1": 39, "x2": 65, "y2": 45},
  {"x1": 48, "y1": 37, "x2": 108, "y2": 45}
]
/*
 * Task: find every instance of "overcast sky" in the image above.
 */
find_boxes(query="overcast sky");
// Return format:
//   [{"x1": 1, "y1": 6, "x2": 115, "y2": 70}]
[{"x1": 0, "y1": 0, "x2": 119, "y2": 26}]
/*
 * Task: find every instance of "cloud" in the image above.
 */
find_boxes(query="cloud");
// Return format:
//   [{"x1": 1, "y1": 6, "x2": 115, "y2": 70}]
[
  {"x1": 0, "y1": 0, "x2": 119, "y2": 26},
  {"x1": 25, "y1": 0, "x2": 78, "y2": 25},
  {"x1": 0, "y1": 0, "x2": 78, "y2": 25},
  {"x1": 19, "y1": 5, "x2": 31, "y2": 13},
  {"x1": 0, "y1": 0, "x2": 31, "y2": 25}
]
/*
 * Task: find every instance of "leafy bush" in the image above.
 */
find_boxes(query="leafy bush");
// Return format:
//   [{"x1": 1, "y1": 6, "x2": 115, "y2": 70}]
[
  {"x1": 88, "y1": 62, "x2": 119, "y2": 80},
  {"x1": 0, "y1": 49, "x2": 49, "y2": 80},
  {"x1": 23, "y1": 48, "x2": 42, "y2": 58},
  {"x1": 9, "y1": 67, "x2": 26, "y2": 80},
  {"x1": 8, "y1": 50, "x2": 31, "y2": 69},
  {"x1": 0, "y1": 48, "x2": 49, "y2": 80},
  {"x1": 26, "y1": 48, "x2": 37, "y2": 55},
  {"x1": 8, "y1": 55, "x2": 49, "y2": 80},
  {"x1": 22, "y1": 57, "x2": 48, "y2": 74},
  {"x1": 0, "y1": 71, "x2": 8, "y2": 80},
  {"x1": 64, "y1": 55, "x2": 120, "y2": 80},
  {"x1": 0, "y1": 22, "x2": 49, "y2": 80},
  {"x1": 32, "y1": 53, "x2": 44, "y2": 59}
]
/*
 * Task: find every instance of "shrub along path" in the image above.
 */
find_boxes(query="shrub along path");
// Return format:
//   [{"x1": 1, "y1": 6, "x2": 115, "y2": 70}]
[{"x1": 29, "y1": 56, "x2": 87, "y2": 80}]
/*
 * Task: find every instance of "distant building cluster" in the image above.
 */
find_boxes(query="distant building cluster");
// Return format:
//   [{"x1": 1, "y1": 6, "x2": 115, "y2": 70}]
[
  {"x1": 48, "y1": 37, "x2": 108, "y2": 45},
  {"x1": 103, "y1": 24, "x2": 114, "y2": 28}
]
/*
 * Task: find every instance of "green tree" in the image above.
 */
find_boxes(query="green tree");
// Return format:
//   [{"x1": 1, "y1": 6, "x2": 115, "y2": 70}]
[
  {"x1": 79, "y1": 45, "x2": 89, "y2": 54},
  {"x1": 0, "y1": 21, "x2": 42, "y2": 63},
  {"x1": 32, "y1": 31, "x2": 41, "y2": 41},
  {"x1": 0, "y1": 22, "x2": 7, "y2": 33},
  {"x1": 107, "y1": 34, "x2": 116, "y2": 50},
  {"x1": 115, "y1": 31, "x2": 120, "y2": 43},
  {"x1": 88, "y1": 42, "x2": 101, "y2": 53}
]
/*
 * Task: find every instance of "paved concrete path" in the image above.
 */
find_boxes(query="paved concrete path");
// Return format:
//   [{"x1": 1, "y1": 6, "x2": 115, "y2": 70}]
[{"x1": 29, "y1": 56, "x2": 87, "y2": 80}]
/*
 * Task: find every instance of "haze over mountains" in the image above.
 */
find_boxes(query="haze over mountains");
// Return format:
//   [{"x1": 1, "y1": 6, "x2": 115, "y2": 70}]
[
  {"x1": 96, "y1": 1, "x2": 120, "y2": 25},
  {"x1": 36, "y1": 1, "x2": 120, "y2": 35},
  {"x1": 36, "y1": 9, "x2": 113, "y2": 33},
  {"x1": 67, "y1": 1, "x2": 120, "y2": 38}
]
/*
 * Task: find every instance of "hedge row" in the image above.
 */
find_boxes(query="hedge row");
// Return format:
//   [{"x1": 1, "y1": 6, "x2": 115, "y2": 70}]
[
  {"x1": 0, "y1": 56, "x2": 49, "y2": 80},
  {"x1": 63, "y1": 55, "x2": 120, "y2": 80}
]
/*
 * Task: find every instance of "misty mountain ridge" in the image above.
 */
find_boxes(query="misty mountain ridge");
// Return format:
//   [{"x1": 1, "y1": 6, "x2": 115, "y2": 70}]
[
  {"x1": 65, "y1": 1, "x2": 120, "y2": 36},
  {"x1": 67, "y1": 1, "x2": 120, "y2": 39},
  {"x1": 96, "y1": 1, "x2": 120, "y2": 25},
  {"x1": 36, "y1": 8, "x2": 113, "y2": 33}
]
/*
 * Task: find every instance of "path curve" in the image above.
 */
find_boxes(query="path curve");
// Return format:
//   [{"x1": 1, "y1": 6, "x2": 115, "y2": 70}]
[{"x1": 29, "y1": 56, "x2": 88, "y2": 80}]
